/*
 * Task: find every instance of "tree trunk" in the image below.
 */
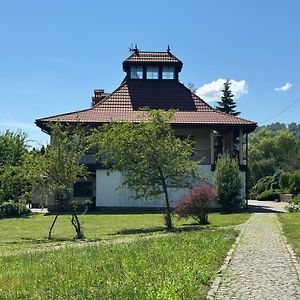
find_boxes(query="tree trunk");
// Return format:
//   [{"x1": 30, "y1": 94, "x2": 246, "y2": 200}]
[
  {"x1": 161, "y1": 178, "x2": 173, "y2": 230},
  {"x1": 48, "y1": 213, "x2": 59, "y2": 239},
  {"x1": 71, "y1": 213, "x2": 84, "y2": 239}
]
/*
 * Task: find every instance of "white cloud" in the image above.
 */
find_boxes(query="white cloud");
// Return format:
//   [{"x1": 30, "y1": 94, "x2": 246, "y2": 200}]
[
  {"x1": 195, "y1": 78, "x2": 248, "y2": 103},
  {"x1": 274, "y1": 82, "x2": 292, "y2": 92}
]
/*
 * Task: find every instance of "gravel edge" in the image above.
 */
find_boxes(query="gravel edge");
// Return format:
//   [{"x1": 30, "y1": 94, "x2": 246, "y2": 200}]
[{"x1": 206, "y1": 214, "x2": 253, "y2": 300}]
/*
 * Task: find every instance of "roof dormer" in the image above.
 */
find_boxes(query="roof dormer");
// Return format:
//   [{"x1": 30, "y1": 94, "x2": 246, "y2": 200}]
[{"x1": 123, "y1": 47, "x2": 183, "y2": 81}]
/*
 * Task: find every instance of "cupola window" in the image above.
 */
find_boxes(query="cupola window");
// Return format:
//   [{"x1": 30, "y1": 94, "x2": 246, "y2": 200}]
[
  {"x1": 130, "y1": 66, "x2": 143, "y2": 79},
  {"x1": 162, "y1": 66, "x2": 175, "y2": 79},
  {"x1": 146, "y1": 66, "x2": 159, "y2": 79}
]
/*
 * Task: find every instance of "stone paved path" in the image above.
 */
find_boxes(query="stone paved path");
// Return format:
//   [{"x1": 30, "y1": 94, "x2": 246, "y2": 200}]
[{"x1": 215, "y1": 213, "x2": 300, "y2": 300}]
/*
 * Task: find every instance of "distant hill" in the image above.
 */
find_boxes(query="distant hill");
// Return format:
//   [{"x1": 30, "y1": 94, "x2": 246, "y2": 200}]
[{"x1": 256, "y1": 122, "x2": 300, "y2": 140}]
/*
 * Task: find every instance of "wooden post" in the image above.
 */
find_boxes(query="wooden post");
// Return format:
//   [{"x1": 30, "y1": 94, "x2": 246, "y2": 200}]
[
  {"x1": 229, "y1": 131, "x2": 233, "y2": 154},
  {"x1": 210, "y1": 130, "x2": 214, "y2": 165},
  {"x1": 239, "y1": 128, "x2": 243, "y2": 164},
  {"x1": 222, "y1": 134, "x2": 226, "y2": 153},
  {"x1": 245, "y1": 133, "x2": 249, "y2": 206}
]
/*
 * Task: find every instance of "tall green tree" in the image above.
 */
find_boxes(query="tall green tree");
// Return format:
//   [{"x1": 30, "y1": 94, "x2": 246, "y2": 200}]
[
  {"x1": 0, "y1": 131, "x2": 31, "y2": 202},
  {"x1": 216, "y1": 80, "x2": 240, "y2": 116},
  {"x1": 30, "y1": 123, "x2": 90, "y2": 239},
  {"x1": 215, "y1": 80, "x2": 240, "y2": 158},
  {"x1": 90, "y1": 109, "x2": 202, "y2": 229}
]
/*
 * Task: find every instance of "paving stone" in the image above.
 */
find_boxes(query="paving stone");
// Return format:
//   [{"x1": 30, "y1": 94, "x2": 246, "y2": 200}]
[{"x1": 215, "y1": 213, "x2": 300, "y2": 300}]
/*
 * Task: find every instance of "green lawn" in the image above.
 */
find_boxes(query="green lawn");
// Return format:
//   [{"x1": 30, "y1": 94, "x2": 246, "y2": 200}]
[
  {"x1": 277, "y1": 212, "x2": 300, "y2": 257},
  {"x1": 0, "y1": 212, "x2": 250, "y2": 255},
  {"x1": 0, "y1": 229, "x2": 237, "y2": 299}
]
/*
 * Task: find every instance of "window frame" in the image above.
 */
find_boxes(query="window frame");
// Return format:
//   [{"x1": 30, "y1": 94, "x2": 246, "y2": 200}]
[
  {"x1": 162, "y1": 66, "x2": 175, "y2": 80},
  {"x1": 130, "y1": 66, "x2": 143, "y2": 79},
  {"x1": 146, "y1": 66, "x2": 159, "y2": 80}
]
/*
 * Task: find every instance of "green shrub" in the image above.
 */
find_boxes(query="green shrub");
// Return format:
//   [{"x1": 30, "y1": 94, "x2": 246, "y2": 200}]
[
  {"x1": 279, "y1": 172, "x2": 292, "y2": 192},
  {"x1": 0, "y1": 200, "x2": 30, "y2": 218},
  {"x1": 291, "y1": 195, "x2": 300, "y2": 204},
  {"x1": 271, "y1": 170, "x2": 282, "y2": 190},
  {"x1": 214, "y1": 154, "x2": 243, "y2": 211},
  {"x1": 256, "y1": 189, "x2": 280, "y2": 201},
  {"x1": 290, "y1": 171, "x2": 300, "y2": 195},
  {"x1": 252, "y1": 176, "x2": 273, "y2": 195},
  {"x1": 279, "y1": 171, "x2": 300, "y2": 195}
]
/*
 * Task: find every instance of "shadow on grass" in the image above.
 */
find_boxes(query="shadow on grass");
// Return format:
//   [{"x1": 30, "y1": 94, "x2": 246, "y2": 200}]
[
  {"x1": 115, "y1": 224, "x2": 211, "y2": 236},
  {"x1": 19, "y1": 237, "x2": 83, "y2": 244},
  {"x1": 0, "y1": 213, "x2": 31, "y2": 220}
]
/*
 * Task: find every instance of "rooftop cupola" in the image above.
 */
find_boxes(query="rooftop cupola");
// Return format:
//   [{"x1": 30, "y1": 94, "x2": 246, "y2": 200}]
[{"x1": 122, "y1": 46, "x2": 183, "y2": 81}]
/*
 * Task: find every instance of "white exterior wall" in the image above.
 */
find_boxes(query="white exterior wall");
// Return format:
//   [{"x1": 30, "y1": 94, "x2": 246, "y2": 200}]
[{"x1": 96, "y1": 165, "x2": 215, "y2": 208}]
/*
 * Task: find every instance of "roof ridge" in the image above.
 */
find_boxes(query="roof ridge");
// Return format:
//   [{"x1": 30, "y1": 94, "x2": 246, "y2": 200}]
[
  {"x1": 178, "y1": 82, "x2": 215, "y2": 111},
  {"x1": 36, "y1": 107, "x2": 93, "y2": 122}
]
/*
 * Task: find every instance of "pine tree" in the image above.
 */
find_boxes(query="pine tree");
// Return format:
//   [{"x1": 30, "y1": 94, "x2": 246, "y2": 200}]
[
  {"x1": 216, "y1": 80, "x2": 240, "y2": 116},
  {"x1": 215, "y1": 80, "x2": 240, "y2": 159}
]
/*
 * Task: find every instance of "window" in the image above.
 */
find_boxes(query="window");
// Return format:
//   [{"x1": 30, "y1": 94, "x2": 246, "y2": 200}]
[
  {"x1": 162, "y1": 66, "x2": 175, "y2": 79},
  {"x1": 146, "y1": 66, "x2": 159, "y2": 79},
  {"x1": 130, "y1": 66, "x2": 143, "y2": 79}
]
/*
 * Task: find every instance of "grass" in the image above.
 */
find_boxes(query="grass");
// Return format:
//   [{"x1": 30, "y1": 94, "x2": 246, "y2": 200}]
[
  {"x1": 0, "y1": 212, "x2": 250, "y2": 255},
  {"x1": 0, "y1": 229, "x2": 237, "y2": 299},
  {"x1": 277, "y1": 212, "x2": 300, "y2": 257}
]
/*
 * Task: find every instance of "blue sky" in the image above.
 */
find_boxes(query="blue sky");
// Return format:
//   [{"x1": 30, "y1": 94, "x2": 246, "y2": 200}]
[{"x1": 0, "y1": 0, "x2": 299, "y2": 147}]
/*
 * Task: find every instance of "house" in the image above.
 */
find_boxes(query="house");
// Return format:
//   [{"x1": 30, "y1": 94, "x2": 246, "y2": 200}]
[{"x1": 35, "y1": 48, "x2": 257, "y2": 211}]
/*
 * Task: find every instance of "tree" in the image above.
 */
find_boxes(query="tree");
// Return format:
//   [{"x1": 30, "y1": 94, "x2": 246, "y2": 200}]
[
  {"x1": 0, "y1": 130, "x2": 28, "y2": 167},
  {"x1": 248, "y1": 128, "x2": 300, "y2": 187},
  {"x1": 31, "y1": 123, "x2": 90, "y2": 239},
  {"x1": 215, "y1": 80, "x2": 240, "y2": 158},
  {"x1": 214, "y1": 154, "x2": 243, "y2": 211},
  {"x1": 0, "y1": 131, "x2": 31, "y2": 203},
  {"x1": 90, "y1": 109, "x2": 202, "y2": 229},
  {"x1": 216, "y1": 80, "x2": 240, "y2": 116}
]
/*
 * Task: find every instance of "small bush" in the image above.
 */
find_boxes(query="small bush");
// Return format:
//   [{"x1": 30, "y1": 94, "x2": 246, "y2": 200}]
[
  {"x1": 175, "y1": 185, "x2": 217, "y2": 225},
  {"x1": 285, "y1": 202, "x2": 300, "y2": 212},
  {"x1": 291, "y1": 195, "x2": 300, "y2": 204},
  {"x1": 256, "y1": 189, "x2": 280, "y2": 201},
  {"x1": 0, "y1": 200, "x2": 30, "y2": 218}
]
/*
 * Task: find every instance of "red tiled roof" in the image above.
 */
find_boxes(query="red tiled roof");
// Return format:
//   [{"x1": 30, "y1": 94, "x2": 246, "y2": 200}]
[
  {"x1": 36, "y1": 80, "x2": 257, "y2": 132},
  {"x1": 124, "y1": 51, "x2": 182, "y2": 64},
  {"x1": 37, "y1": 110, "x2": 256, "y2": 126}
]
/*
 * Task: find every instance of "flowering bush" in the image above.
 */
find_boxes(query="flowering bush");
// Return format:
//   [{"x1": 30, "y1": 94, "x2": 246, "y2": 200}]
[
  {"x1": 285, "y1": 202, "x2": 300, "y2": 212},
  {"x1": 285, "y1": 195, "x2": 300, "y2": 212},
  {"x1": 175, "y1": 185, "x2": 217, "y2": 225}
]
